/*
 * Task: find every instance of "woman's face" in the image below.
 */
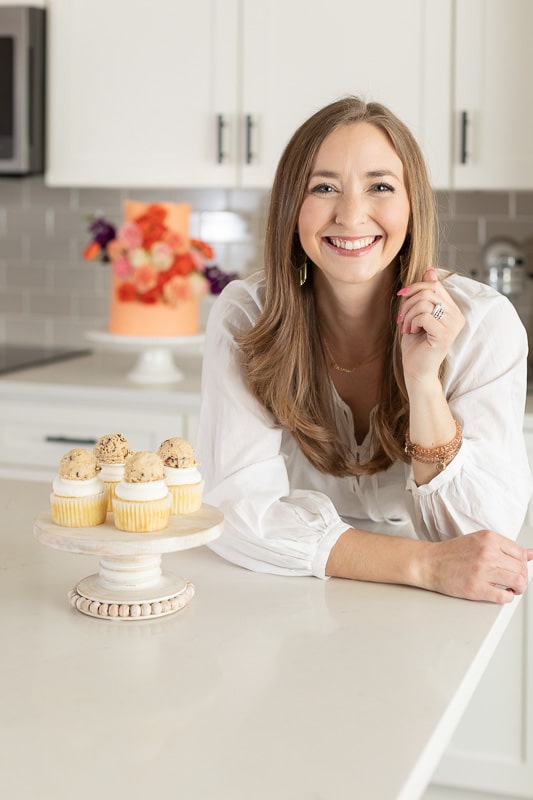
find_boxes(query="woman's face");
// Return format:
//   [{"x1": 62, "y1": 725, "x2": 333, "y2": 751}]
[{"x1": 297, "y1": 122, "x2": 411, "y2": 290}]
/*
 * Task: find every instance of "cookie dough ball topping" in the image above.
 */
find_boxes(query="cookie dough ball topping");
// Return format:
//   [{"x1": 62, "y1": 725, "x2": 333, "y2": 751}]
[
  {"x1": 124, "y1": 451, "x2": 165, "y2": 483},
  {"x1": 59, "y1": 448, "x2": 101, "y2": 480},
  {"x1": 94, "y1": 433, "x2": 131, "y2": 464},
  {"x1": 157, "y1": 437, "x2": 198, "y2": 469}
]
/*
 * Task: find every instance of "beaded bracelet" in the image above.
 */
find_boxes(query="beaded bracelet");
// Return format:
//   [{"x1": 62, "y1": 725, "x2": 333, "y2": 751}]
[{"x1": 404, "y1": 420, "x2": 463, "y2": 472}]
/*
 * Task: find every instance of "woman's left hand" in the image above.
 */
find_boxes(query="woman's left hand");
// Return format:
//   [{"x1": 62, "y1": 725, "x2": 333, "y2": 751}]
[{"x1": 397, "y1": 267, "x2": 465, "y2": 383}]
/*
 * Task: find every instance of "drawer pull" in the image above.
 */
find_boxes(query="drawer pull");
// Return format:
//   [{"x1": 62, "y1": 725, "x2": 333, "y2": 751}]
[{"x1": 45, "y1": 435, "x2": 97, "y2": 446}]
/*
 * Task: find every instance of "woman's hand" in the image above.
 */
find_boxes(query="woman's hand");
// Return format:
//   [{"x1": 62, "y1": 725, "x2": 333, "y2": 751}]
[
  {"x1": 421, "y1": 530, "x2": 533, "y2": 603},
  {"x1": 397, "y1": 267, "x2": 465, "y2": 384}
]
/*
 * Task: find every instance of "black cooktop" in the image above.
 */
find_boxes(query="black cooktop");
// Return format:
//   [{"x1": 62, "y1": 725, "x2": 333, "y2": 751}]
[{"x1": 0, "y1": 345, "x2": 91, "y2": 375}]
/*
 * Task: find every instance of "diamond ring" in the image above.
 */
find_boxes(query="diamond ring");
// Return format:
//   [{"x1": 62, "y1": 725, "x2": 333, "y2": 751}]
[{"x1": 432, "y1": 303, "x2": 444, "y2": 321}]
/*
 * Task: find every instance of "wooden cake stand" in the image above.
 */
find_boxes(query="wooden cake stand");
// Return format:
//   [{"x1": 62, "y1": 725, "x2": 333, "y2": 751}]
[{"x1": 33, "y1": 504, "x2": 223, "y2": 621}]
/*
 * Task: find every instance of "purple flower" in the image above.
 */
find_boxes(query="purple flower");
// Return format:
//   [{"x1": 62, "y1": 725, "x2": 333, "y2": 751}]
[
  {"x1": 88, "y1": 217, "x2": 116, "y2": 249},
  {"x1": 205, "y1": 265, "x2": 239, "y2": 295}
]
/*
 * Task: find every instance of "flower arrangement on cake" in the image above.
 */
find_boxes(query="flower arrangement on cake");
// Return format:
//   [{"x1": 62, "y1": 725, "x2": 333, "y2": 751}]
[{"x1": 83, "y1": 201, "x2": 238, "y2": 337}]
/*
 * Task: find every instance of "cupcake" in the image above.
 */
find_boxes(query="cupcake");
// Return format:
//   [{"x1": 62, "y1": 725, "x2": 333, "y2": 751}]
[
  {"x1": 157, "y1": 437, "x2": 204, "y2": 514},
  {"x1": 93, "y1": 433, "x2": 131, "y2": 511},
  {"x1": 112, "y1": 451, "x2": 171, "y2": 533},
  {"x1": 50, "y1": 448, "x2": 108, "y2": 527}
]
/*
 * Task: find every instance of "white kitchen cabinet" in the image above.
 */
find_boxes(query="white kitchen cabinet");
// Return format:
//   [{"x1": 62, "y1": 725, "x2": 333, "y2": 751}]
[
  {"x1": 45, "y1": 0, "x2": 452, "y2": 189},
  {"x1": 452, "y1": 0, "x2": 533, "y2": 189},
  {"x1": 237, "y1": 0, "x2": 451, "y2": 189},
  {"x1": 425, "y1": 419, "x2": 533, "y2": 799},
  {"x1": 45, "y1": 0, "x2": 239, "y2": 187}
]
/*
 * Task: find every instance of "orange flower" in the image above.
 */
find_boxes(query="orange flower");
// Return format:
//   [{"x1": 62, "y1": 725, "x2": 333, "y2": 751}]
[
  {"x1": 106, "y1": 239, "x2": 126, "y2": 262},
  {"x1": 83, "y1": 241, "x2": 101, "y2": 260},
  {"x1": 116, "y1": 282, "x2": 137, "y2": 302},
  {"x1": 161, "y1": 230, "x2": 184, "y2": 252},
  {"x1": 171, "y1": 253, "x2": 196, "y2": 277},
  {"x1": 191, "y1": 239, "x2": 214, "y2": 260},
  {"x1": 134, "y1": 204, "x2": 168, "y2": 249},
  {"x1": 139, "y1": 287, "x2": 159, "y2": 304}
]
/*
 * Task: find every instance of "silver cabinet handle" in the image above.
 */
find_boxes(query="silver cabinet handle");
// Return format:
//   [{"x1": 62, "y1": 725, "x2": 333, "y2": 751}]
[
  {"x1": 460, "y1": 110, "x2": 469, "y2": 164},
  {"x1": 216, "y1": 114, "x2": 228, "y2": 164},
  {"x1": 245, "y1": 114, "x2": 255, "y2": 164}
]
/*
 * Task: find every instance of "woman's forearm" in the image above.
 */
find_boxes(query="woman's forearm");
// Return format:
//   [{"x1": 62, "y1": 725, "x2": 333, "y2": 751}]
[
  {"x1": 325, "y1": 527, "x2": 429, "y2": 585},
  {"x1": 325, "y1": 526, "x2": 532, "y2": 604}
]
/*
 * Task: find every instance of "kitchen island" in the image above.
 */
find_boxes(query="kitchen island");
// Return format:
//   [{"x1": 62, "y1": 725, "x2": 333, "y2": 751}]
[{"x1": 2, "y1": 478, "x2": 531, "y2": 800}]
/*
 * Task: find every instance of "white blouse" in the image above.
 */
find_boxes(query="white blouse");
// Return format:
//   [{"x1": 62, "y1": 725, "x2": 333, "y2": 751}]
[{"x1": 196, "y1": 270, "x2": 532, "y2": 579}]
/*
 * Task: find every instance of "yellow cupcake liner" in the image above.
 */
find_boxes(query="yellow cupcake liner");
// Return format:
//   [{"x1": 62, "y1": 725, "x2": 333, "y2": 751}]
[
  {"x1": 168, "y1": 482, "x2": 203, "y2": 515},
  {"x1": 50, "y1": 491, "x2": 108, "y2": 528},
  {"x1": 112, "y1": 496, "x2": 171, "y2": 533},
  {"x1": 103, "y1": 480, "x2": 120, "y2": 511}
]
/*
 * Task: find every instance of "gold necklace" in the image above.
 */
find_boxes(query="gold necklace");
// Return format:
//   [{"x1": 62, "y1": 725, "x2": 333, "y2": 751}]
[{"x1": 323, "y1": 338, "x2": 384, "y2": 374}]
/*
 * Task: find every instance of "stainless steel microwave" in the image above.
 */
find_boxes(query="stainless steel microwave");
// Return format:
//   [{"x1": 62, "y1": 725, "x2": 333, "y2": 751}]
[{"x1": 0, "y1": 6, "x2": 45, "y2": 175}]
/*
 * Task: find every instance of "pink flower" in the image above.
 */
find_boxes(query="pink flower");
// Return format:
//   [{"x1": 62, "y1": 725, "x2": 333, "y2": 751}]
[
  {"x1": 118, "y1": 221, "x2": 143, "y2": 249},
  {"x1": 162, "y1": 275, "x2": 191, "y2": 306},
  {"x1": 133, "y1": 264, "x2": 158, "y2": 294},
  {"x1": 111, "y1": 255, "x2": 133, "y2": 278},
  {"x1": 151, "y1": 241, "x2": 174, "y2": 270}
]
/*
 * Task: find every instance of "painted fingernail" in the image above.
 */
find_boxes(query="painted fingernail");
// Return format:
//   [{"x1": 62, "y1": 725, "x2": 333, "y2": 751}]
[
  {"x1": 397, "y1": 287, "x2": 410, "y2": 296},
  {"x1": 396, "y1": 312, "x2": 404, "y2": 323}
]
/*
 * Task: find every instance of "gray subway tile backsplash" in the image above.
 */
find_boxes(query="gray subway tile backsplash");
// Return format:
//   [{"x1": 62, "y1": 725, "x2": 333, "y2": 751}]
[{"x1": 1, "y1": 177, "x2": 533, "y2": 349}]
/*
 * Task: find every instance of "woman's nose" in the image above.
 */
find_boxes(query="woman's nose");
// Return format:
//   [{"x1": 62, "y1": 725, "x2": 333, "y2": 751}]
[{"x1": 334, "y1": 193, "x2": 368, "y2": 226}]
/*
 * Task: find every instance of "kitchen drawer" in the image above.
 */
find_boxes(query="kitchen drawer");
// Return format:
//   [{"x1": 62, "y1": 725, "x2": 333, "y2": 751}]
[{"x1": 0, "y1": 400, "x2": 198, "y2": 481}]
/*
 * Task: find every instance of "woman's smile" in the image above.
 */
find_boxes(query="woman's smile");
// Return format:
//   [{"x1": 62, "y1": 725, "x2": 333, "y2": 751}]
[{"x1": 325, "y1": 235, "x2": 381, "y2": 254}]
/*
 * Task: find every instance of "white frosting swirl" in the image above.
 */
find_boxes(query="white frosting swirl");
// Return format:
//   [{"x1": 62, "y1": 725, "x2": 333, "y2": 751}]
[
  {"x1": 164, "y1": 465, "x2": 202, "y2": 487},
  {"x1": 115, "y1": 478, "x2": 169, "y2": 502},
  {"x1": 99, "y1": 463, "x2": 125, "y2": 482},
  {"x1": 52, "y1": 475, "x2": 105, "y2": 498}
]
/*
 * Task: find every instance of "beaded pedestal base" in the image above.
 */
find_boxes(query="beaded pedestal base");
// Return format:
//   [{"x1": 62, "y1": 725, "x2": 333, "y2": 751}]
[
  {"x1": 34, "y1": 505, "x2": 223, "y2": 621},
  {"x1": 68, "y1": 576, "x2": 195, "y2": 620}
]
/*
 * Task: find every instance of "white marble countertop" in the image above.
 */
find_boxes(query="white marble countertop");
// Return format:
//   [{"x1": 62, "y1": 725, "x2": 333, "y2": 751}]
[
  {"x1": 0, "y1": 350, "x2": 203, "y2": 400},
  {"x1": 2, "y1": 478, "x2": 531, "y2": 800}
]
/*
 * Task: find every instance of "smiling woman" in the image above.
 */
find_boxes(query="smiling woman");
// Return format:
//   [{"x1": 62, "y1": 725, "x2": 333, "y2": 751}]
[{"x1": 196, "y1": 95, "x2": 533, "y2": 604}]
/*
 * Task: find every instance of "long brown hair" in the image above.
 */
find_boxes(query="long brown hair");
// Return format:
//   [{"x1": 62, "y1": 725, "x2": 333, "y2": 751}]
[{"x1": 237, "y1": 96, "x2": 437, "y2": 476}]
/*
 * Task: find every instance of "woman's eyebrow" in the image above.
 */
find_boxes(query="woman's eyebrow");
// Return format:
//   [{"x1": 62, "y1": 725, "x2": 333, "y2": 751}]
[{"x1": 309, "y1": 168, "x2": 401, "y2": 181}]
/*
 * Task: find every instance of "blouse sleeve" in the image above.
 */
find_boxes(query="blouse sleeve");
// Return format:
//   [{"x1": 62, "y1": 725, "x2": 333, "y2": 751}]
[
  {"x1": 405, "y1": 282, "x2": 532, "y2": 542},
  {"x1": 195, "y1": 282, "x2": 349, "y2": 578}
]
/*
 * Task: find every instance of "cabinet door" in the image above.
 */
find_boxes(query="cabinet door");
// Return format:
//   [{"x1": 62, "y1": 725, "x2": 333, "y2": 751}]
[
  {"x1": 428, "y1": 424, "x2": 533, "y2": 796},
  {"x1": 239, "y1": 0, "x2": 452, "y2": 189},
  {"x1": 46, "y1": 0, "x2": 239, "y2": 187},
  {"x1": 453, "y1": 0, "x2": 533, "y2": 189}
]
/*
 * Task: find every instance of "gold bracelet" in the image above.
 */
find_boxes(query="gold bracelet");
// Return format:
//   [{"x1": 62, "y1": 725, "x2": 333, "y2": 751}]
[{"x1": 404, "y1": 420, "x2": 463, "y2": 472}]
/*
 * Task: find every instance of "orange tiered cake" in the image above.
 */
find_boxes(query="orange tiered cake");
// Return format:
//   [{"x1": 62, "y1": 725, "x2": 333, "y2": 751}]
[{"x1": 106, "y1": 201, "x2": 209, "y2": 338}]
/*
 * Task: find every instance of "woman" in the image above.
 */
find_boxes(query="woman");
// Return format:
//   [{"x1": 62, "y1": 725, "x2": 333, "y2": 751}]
[{"x1": 197, "y1": 96, "x2": 533, "y2": 603}]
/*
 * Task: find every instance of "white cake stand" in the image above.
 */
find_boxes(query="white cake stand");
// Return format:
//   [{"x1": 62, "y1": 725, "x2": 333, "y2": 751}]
[
  {"x1": 33, "y1": 504, "x2": 223, "y2": 621},
  {"x1": 85, "y1": 330, "x2": 205, "y2": 384}
]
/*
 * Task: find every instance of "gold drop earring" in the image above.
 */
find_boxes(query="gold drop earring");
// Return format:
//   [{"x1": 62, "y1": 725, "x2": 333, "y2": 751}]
[{"x1": 298, "y1": 258, "x2": 308, "y2": 287}]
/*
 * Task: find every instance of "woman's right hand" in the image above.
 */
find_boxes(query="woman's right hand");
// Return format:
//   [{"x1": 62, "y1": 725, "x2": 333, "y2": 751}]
[{"x1": 421, "y1": 530, "x2": 532, "y2": 603}]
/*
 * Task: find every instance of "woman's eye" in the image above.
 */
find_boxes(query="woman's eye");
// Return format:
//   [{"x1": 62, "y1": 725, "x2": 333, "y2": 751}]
[
  {"x1": 309, "y1": 183, "x2": 336, "y2": 194},
  {"x1": 372, "y1": 182, "x2": 394, "y2": 193}
]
